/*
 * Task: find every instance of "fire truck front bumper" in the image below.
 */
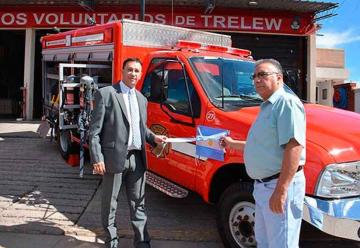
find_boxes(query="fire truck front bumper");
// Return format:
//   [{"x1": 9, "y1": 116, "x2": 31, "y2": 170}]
[{"x1": 303, "y1": 196, "x2": 360, "y2": 241}]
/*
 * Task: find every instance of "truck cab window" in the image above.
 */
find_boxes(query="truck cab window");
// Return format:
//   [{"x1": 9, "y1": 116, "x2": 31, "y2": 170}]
[
  {"x1": 165, "y1": 69, "x2": 200, "y2": 117},
  {"x1": 142, "y1": 68, "x2": 164, "y2": 102},
  {"x1": 142, "y1": 58, "x2": 167, "y2": 102},
  {"x1": 142, "y1": 59, "x2": 200, "y2": 118},
  {"x1": 190, "y1": 57, "x2": 262, "y2": 109}
]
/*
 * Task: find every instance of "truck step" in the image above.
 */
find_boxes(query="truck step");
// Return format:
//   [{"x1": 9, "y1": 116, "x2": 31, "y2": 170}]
[{"x1": 146, "y1": 171, "x2": 188, "y2": 198}]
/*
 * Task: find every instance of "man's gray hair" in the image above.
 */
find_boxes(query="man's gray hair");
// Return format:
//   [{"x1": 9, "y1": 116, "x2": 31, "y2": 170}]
[{"x1": 255, "y1": 59, "x2": 283, "y2": 74}]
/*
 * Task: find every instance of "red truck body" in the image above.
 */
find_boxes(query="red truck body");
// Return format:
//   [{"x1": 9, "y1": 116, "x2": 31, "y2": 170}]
[{"x1": 41, "y1": 20, "x2": 360, "y2": 247}]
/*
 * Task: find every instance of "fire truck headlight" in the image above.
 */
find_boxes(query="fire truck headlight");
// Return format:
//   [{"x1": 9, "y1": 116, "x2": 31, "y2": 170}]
[{"x1": 315, "y1": 161, "x2": 360, "y2": 198}]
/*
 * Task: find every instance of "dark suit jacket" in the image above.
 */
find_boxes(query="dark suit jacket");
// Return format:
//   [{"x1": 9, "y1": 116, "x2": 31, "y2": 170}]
[{"x1": 89, "y1": 83, "x2": 156, "y2": 173}]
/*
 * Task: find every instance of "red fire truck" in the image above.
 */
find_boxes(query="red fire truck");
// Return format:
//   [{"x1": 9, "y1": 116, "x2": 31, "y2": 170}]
[{"x1": 41, "y1": 19, "x2": 360, "y2": 248}]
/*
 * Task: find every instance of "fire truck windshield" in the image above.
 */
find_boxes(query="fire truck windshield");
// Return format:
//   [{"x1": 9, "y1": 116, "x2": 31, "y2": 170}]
[{"x1": 189, "y1": 57, "x2": 262, "y2": 109}]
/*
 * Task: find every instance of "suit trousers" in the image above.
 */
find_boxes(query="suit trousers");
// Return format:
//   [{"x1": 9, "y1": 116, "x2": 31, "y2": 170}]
[{"x1": 101, "y1": 150, "x2": 150, "y2": 248}]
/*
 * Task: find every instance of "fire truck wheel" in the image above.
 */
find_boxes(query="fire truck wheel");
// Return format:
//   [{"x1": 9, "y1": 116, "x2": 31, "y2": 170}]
[
  {"x1": 217, "y1": 182, "x2": 256, "y2": 248},
  {"x1": 57, "y1": 129, "x2": 78, "y2": 160}
]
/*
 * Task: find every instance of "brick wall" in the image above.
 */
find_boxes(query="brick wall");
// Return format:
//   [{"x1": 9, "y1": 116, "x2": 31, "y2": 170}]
[{"x1": 316, "y1": 48, "x2": 345, "y2": 68}]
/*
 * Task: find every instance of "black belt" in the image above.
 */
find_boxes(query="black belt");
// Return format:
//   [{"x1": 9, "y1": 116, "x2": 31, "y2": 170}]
[{"x1": 255, "y1": 166, "x2": 303, "y2": 183}]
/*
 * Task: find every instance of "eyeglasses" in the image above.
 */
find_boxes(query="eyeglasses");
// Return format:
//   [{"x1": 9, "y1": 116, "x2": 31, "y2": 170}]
[{"x1": 250, "y1": 71, "x2": 279, "y2": 80}]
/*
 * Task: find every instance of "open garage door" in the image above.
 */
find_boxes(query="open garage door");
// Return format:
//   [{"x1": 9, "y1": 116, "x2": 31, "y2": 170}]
[
  {"x1": 0, "y1": 30, "x2": 24, "y2": 118},
  {"x1": 230, "y1": 33, "x2": 307, "y2": 100}
]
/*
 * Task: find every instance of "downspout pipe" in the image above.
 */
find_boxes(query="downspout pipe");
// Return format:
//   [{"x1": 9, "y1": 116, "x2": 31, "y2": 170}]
[{"x1": 140, "y1": 0, "x2": 145, "y2": 21}]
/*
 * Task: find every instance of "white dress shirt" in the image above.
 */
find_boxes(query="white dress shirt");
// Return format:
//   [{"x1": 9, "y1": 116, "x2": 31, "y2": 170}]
[{"x1": 120, "y1": 81, "x2": 141, "y2": 150}]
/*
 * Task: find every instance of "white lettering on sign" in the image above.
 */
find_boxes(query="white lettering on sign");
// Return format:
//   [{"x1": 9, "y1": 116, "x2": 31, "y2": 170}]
[
  {"x1": 33, "y1": 13, "x2": 45, "y2": 24},
  {"x1": 84, "y1": 13, "x2": 96, "y2": 23},
  {"x1": 265, "y1": 18, "x2": 282, "y2": 30},
  {"x1": 228, "y1": 16, "x2": 238, "y2": 29},
  {"x1": 0, "y1": 12, "x2": 285, "y2": 32},
  {"x1": 214, "y1": 16, "x2": 226, "y2": 28},
  {"x1": 0, "y1": 13, "x2": 28, "y2": 25},
  {"x1": 1, "y1": 13, "x2": 15, "y2": 25},
  {"x1": 46, "y1": 13, "x2": 59, "y2": 25},
  {"x1": 200, "y1": 15, "x2": 282, "y2": 30},
  {"x1": 154, "y1": 14, "x2": 166, "y2": 24},
  {"x1": 187, "y1": 16, "x2": 195, "y2": 26},
  {"x1": 240, "y1": 17, "x2": 251, "y2": 29},
  {"x1": 175, "y1": 15, "x2": 196, "y2": 26},
  {"x1": 97, "y1": 13, "x2": 108, "y2": 24},
  {"x1": 253, "y1": 17, "x2": 263, "y2": 30},
  {"x1": 17, "y1": 13, "x2": 27, "y2": 25},
  {"x1": 201, "y1": 15, "x2": 211, "y2": 27},
  {"x1": 71, "y1": 13, "x2": 83, "y2": 25},
  {"x1": 108, "y1": 13, "x2": 119, "y2": 23},
  {"x1": 59, "y1": 14, "x2": 70, "y2": 25},
  {"x1": 175, "y1": 16, "x2": 185, "y2": 25}
]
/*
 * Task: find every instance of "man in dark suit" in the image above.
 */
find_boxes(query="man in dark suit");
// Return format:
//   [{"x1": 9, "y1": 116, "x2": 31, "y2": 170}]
[{"x1": 89, "y1": 57, "x2": 166, "y2": 248}]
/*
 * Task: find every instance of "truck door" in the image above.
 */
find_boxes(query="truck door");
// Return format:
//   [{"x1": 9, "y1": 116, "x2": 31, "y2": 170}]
[{"x1": 141, "y1": 58, "x2": 202, "y2": 190}]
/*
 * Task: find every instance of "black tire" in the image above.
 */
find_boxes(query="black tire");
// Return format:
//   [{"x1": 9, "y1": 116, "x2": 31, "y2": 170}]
[
  {"x1": 57, "y1": 129, "x2": 79, "y2": 160},
  {"x1": 217, "y1": 182, "x2": 256, "y2": 248}
]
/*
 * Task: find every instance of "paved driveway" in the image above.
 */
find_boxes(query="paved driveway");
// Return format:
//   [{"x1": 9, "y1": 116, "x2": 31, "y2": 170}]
[{"x1": 0, "y1": 121, "x2": 358, "y2": 248}]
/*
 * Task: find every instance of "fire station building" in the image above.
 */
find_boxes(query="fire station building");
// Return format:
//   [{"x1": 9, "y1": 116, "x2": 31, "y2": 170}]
[{"x1": 0, "y1": 0, "x2": 337, "y2": 120}]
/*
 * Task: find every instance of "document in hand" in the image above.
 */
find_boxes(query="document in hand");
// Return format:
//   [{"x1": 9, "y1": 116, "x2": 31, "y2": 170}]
[{"x1": 196, "y1": 125, "x2": 229, "y2": 161}]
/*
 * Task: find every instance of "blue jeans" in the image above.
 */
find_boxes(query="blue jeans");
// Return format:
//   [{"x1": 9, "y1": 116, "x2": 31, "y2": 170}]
[{"x1": 253, "y1": 170, "x2": 305, "y2": 248}]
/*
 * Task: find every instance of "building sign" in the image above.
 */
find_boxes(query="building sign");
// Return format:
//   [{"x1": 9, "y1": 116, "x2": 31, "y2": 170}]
[{"x1": 0, "y1": 7, "x2": 315, "y2": 35}]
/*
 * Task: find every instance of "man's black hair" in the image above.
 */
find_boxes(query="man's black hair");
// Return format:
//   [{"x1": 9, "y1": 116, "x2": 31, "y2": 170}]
[{"x1": 122, "y1": 57, "x2": 142, "y2": 69}]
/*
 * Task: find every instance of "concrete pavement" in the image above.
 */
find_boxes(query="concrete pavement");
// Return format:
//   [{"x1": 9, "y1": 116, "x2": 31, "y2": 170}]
[
  {"x1": 0, "y1": 232, "x2": 223, "y2": 248},
  {"x1": 0, "y1": 120, "x2": 359, "y2": 248},
  {"x1": 0, "y1": 121, "x2": 224, "y2": 248}
]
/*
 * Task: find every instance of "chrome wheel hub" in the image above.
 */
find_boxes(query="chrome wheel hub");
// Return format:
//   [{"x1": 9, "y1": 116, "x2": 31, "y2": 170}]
[{"x1": 229, "y1": 201, "x2": 256, "y2": 247}]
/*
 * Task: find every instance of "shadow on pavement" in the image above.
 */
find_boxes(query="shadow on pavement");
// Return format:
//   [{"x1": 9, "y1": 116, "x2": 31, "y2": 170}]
[
  {"x1": 0, "y1": 227, "x2": 103, "y2": 248},
  {"x1": 0, "y1": 124, "x2": 103, "y2": 243},
  {"x1": 0, "y1": 125, "x2": 223, "y2": 246},
  {"x1": 0, "y1": 124, "x2": 224, "y2": 247}
]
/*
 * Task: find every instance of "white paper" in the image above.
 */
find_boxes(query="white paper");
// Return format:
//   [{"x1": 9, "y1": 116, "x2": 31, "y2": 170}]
[{"x1": 165, "y1": 137, "x2": 197, "y2": 143}]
